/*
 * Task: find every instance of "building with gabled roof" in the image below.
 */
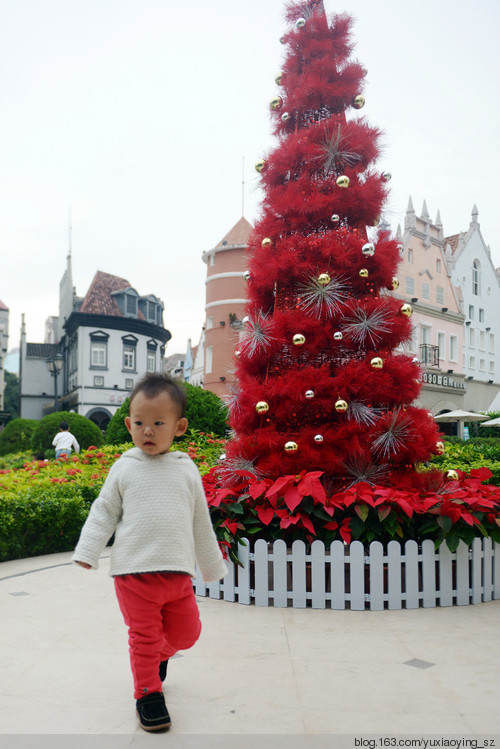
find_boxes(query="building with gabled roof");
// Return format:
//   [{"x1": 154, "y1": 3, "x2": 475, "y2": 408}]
[
  {"x1": 201, "y1": 216, "x2": 253, "y2": 397},
  {"x1": 0, "y1": 299, "x2": 9, "y2": 419},
  {"x1": 20, "y1": 255, "x2": 171, "y2": 428}
]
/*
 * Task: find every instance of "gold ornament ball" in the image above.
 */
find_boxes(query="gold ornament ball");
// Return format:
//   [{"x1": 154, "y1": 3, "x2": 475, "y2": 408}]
[
  {"x1": 255, "y1": 159, "x2": 266, "y2": 174},
  {"x1": 335, "y1": 399, "x2": 349, "y2": 413},
  {"x1": 400, "y1": 303, "x2": 413, "y2": 317},
  {"x1": 255, "y1": 401, "x2": 270, "y2": 414},
  {"x1": 362, "y1": 242, "x2": 375, "y2": 257},
  {"x1": 336, "y1": 175, "x2": 350, "y2": 188},
  {"x1": 382, "y1": 171, "x2": 392, "y2": 182},
  {"x1": 352, "y1": 94, "x2": 365, "y2": 109},
  {"x1": 305, "y1": 390, "x2": 315, "y2": 399},
  {"x1": 296, "y1": 17, "x2": 306, "y2": 28},
  {"x1": 281, "y1": 112, "x2": 290, "y2": 122},
  {"x1": 359, "y1": 268, "x2": 369, "y2": 278},
  {"x1": 270, "y1": 95, "x2": 283, "y2": 111},
  {"x1": 293, "y1": 333, "x2": 306, "y2": 346},
  {"x1": 284, "y1": 441, "x2": 298, "y2": 453},
  {"x1": 446, "y1": 470, "x2": 459, "y2": 481},
  {"x1": 333, "y1": 331, "x2": 343, "y2": 341},
  {"x1": 314, "y1": 434, "x2": 324, "y2": 443},
  {"x1": 370, "y1": 357, "x2": 383, "y2": 369},
  {"x1": 275, "y1": 71, "x2": 283, "y2": 86},
  {"x1": 318, "y1": 273, "x2": 331, "y2": 286},
  {"x1": 371, "y1": 217, "x2": 381, "y2": 226},
  {"x1": 392, "y1": 277, "x2": 400, "y2": 290},
  {"x1": 435, "y1": 442, "x2": 445, "y2": 455},
  {"x1": 261, "y1": 237, "x2": 273, "y2": 249}
]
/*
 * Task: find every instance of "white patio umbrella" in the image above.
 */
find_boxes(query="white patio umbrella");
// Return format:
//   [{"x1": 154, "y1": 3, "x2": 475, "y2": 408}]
[
  {"x1": 433, "y1": 409, "x2": 490, "y2": 422},
  {"x1": 479, "y1": 416, "x2": 500, "y2": 428}
]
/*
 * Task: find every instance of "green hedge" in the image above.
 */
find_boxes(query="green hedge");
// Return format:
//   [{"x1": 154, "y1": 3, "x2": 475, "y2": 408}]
[
  {"x1": 0, "y1": 419, "x2": 38, "y2": 456},
  {"x1": 31, "y1": 412, "x2": 103, "y2": 455},
  {"x1": 0, "y1": 485, "x2": 91, "y2": 562}
]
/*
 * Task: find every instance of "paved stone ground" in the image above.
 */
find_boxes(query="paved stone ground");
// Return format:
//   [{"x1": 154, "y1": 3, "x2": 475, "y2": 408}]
[{"x1": 0, "y1": 551, "x2": 499, "y2": 736}]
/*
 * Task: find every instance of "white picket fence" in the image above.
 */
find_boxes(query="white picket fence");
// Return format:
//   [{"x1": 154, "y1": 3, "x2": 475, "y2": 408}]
[{"x1": 195, "y1": 537, "x2": 500, "y2": 610}]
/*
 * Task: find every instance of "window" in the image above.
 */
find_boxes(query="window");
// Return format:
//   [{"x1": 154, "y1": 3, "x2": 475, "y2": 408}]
[
  {"x1": 472, "y1": 260, "x2": 481, "y2": 295},
  {"x1": 436, "y1": 259, "x2": 441, "y2": 273},
  {"x1": 479, "y1": 308, "x2": 485, "y2": 322},
  {"x1": 125, "y1": 378, "x2": 134, "y2": 390},
  {"x1": 147, "y1": 352, "x2": 156, "y2": 372},
  {"x1": 489, "y1": 334, "x2": 495, "y2": 353},
  {"x1": 469, "y1": 355, "x2": 475, "y2": 368},
  {"x1": 206, "y1": 316, "x2": 214, "y2": 330},
  {"x1": 449, "y1": 335, "x2": 458, "y2": 362},
  {"x1": 422, "y1": 282, "x2": 430, "y2": 301},
  {"x1": 479, "y1": 331, "x2": 486, "y2": 351},
  {"x1": 205, "y1": 345, "x2": 213, "y2": 374},
  {"x1": 437, "y1": 332, "x2": 446, "y2": 359},
  {"x1": 468, "y1": 305, "x2": 474, "y2": 320},
  {"x1": 91, "y1": 342, "x2": 107, "y2": 367},
  {"x1": 490, "y1": 361, "x2": 495, "y2": 374},
  {"x1": 123, "y1": 346, "x2": 136, "y2": 370},
  {"x1": 469, "y1": 327, "x2": 475, "y2": 347},
  {"x1": 436, "y1": 287, "x2": 444, "y2": 304},
  {"x1": 420, "y1": 325, "x2": 431, "y2": 345},
  {"x1": 210, "y1": 254, "x2": 215, "y2": 267},
  {"x1": 479, "y1": 358, "x2": 486, "y2": 372},
  {"x1": 405, "y1": 277, "x2": 414, "y2": 295},
  {"x1": 407, "y1": 248, "x2": 413, "y2": 263},
  {"x1": 126, "y1": 294, "x2": 137, "y2": 316},
  {"x1": 94, "y1": 376, "x2": 104, "y2": 387}
]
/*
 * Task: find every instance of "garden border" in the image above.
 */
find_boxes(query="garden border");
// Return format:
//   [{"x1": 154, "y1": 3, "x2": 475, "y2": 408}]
[{"x1": 195, "y1": 537, "x2": 500, "y2": 610}]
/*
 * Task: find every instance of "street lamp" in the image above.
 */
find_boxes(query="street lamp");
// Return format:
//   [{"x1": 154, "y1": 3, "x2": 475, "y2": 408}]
[{"x1": 46, "y1": 354, "x2": 64, "y2": 412}]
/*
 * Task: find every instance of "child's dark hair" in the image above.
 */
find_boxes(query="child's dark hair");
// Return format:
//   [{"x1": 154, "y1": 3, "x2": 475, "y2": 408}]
[
  {"x1": 129, "y1": 373, "x2": 187, "y2": 417},
  {"x1": 59, "y1": 421, "x2": 69, "y2": 430}
]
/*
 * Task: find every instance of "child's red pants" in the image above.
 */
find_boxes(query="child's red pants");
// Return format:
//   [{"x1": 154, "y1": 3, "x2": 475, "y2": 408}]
[{"x1": 114, "y1": 572, "x2": 201, "y2": 699}]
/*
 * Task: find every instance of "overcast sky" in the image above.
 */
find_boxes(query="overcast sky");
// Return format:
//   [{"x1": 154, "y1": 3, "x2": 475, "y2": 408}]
[{"x1": 1, "y1": 0, "x2": 499, "y2": 357}]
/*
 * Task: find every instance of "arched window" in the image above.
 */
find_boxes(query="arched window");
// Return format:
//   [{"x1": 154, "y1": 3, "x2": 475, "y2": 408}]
[{"x1": 472, "y1": 259, "x2": 481, "y2": 296}]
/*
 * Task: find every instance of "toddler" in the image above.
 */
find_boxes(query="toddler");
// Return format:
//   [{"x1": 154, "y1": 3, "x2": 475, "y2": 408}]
[
  {"x1": 73, "y1": 373, "x2": 227, "y2": 731},
  {"x1": 52, "y1": 421, "x2": 80, "y2": 459}
]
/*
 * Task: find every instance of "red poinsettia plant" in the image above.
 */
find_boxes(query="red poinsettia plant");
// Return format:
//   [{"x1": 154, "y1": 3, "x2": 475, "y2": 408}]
[{"x1": 203, "y1": 465, "x2": 500, "y2": 564}]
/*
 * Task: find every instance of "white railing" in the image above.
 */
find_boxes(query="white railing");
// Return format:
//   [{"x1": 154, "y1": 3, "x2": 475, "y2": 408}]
[{"x1": 195, "y1": 538, "x2": 500, "y2": 610}]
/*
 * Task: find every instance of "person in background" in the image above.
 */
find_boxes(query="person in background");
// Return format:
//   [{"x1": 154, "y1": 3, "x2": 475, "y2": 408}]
[{"x1": 52, "y1": 421, "x2": 80, "y2": 459}]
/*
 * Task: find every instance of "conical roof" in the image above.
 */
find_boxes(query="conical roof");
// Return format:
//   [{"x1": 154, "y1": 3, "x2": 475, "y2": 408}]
[{"x1": 215, "y1": 217, "x2": 253, "y2": 249}]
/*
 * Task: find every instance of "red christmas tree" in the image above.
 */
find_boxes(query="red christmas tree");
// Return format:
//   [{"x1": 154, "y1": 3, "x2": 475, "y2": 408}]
[
  {"x1": 204, "y1": 0, "x2": 500, "y2": 553},
  {"x1": 224, "y1": 0, "x2": 442, "y2": 491}
]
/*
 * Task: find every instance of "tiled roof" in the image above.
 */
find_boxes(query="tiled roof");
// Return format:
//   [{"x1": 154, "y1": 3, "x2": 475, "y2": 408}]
[
  {"x1": 26, "y1": 343, "x2": 59, "y2": 358},
  {"x1": 443, "y1": 234, "x2": 461, "y2": 254},
  {"x1": 215, "y1": 217, "x2": 253, "y2": 249},
  {"x1": 0, "y1": 299, "x2": 9, "y2": 311},
  {"x1": 79, "y1": 271, "x2": 144, "y2": 319}
]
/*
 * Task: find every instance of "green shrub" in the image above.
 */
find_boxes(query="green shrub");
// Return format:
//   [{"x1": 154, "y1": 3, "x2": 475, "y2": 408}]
[
  {"x1": 0, "y1": 485, "x2": 89, "y2": 562},
  {"x1": 184, "y1": 383, "x2": 228, "y2": 437},
  {"x1": 104, "y1": 384, "x2": 229, "y2": 446},
  {"x1": 31, "y1": 412, "x2": 103, "y2": 455},
  {"x1": 104, "y1": 399, "x2": 131, "y2": 446},
  {"x1": 0, "y1": 419, "x2": 38, "y2": 456}
]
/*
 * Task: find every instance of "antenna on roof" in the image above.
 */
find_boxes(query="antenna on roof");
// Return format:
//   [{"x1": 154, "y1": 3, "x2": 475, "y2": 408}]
[
  {"x1": 68, "y1": 206, "x2": 72, "y2": 258},
  {"x1": 242, "y1": 156, "x2": 245, "y2": 217}
]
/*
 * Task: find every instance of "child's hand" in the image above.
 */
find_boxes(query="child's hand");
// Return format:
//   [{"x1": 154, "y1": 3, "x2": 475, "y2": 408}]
[{"x1": 75, "y1": 561, "x2": 91, "y2": 569}]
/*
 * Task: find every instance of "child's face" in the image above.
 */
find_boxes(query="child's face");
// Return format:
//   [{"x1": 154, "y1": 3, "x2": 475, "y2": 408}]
[{"x1": 124, "y1": 391, "x2": 188, "y2": 455}]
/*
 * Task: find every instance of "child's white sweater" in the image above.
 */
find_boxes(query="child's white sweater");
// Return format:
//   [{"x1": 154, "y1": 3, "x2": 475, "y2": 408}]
[{"x1": 72, "y1": 448, "x2": 227, "y2": 582}]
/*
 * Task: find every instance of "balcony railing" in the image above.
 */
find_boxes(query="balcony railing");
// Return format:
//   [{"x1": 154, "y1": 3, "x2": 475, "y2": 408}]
[{"x1": 419, "y1": 344, "x2": 440, "y2": 367}]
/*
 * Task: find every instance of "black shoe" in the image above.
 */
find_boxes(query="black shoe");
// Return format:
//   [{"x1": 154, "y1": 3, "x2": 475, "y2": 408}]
[
  {"x1": 136, "y1": 691, "x2": 171, "y2": 732},
  {"x1": 159, "y1": 659, "x2": 169, "y2": 682}
]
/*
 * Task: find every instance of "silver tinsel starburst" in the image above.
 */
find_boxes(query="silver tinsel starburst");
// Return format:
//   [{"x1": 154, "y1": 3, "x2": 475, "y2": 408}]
[
  {"x1": 371, "y1": 409, "x2": 414, "y2": 459},
  {"x1": 342, "y1": 307, "x2": 393, "y2": 349},
  {"x1": 220, "y1": 457, "x2": 268, "y2": 486},
  {"x1": 318, "y1": 125, "x2": 362, "y2": 176},
  {"x1": 297, "y1": 274, "x2": 349, "y2": 318},
  {"x1": 239, "y1": 309, "x2": 276, "y2": 357},
  {"x1": 343, "y1": 458, "x2": 390, "y2": 487},
  {"x1": 347, "y1": 400, "x2": 382, "y2": 427}
]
